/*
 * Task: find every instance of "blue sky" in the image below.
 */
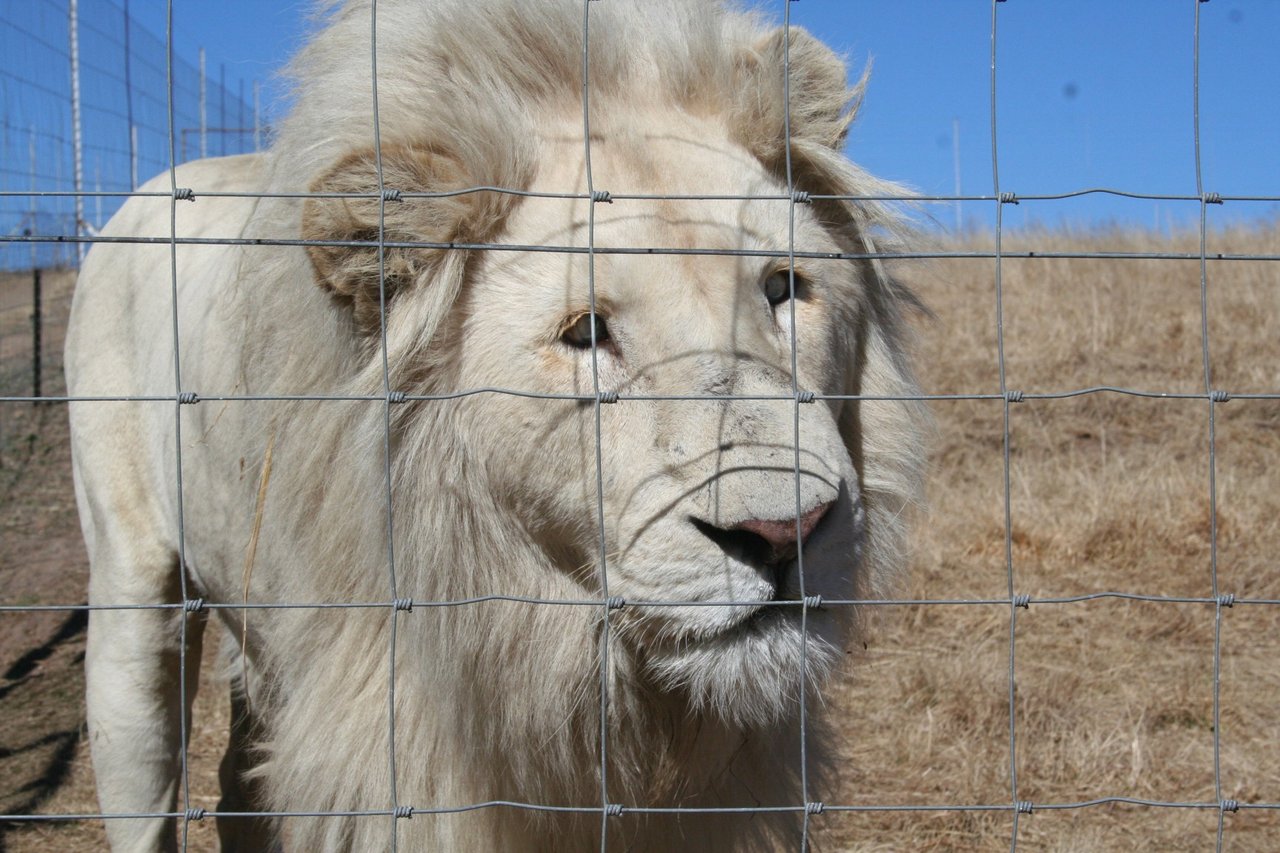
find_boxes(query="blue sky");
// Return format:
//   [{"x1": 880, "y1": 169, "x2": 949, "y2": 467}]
[
  {"x1": 161, "y1": 0, "x2": 1278, "y2": 231},
  {"x1": 790, "y1": 0, "x2": 1280, "y2": 231},
  {"x1": 10, "y1": 1, "x2": 1280, "y2": 237}
]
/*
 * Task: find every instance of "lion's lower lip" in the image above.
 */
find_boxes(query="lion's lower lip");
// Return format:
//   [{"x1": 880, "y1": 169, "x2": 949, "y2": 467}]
[
  {"x1": 717, "y1": 600, "x2": 792, "y2": 638},
  {"x1": 634, "y1": 600, "x2": 794, "y2": 649}
]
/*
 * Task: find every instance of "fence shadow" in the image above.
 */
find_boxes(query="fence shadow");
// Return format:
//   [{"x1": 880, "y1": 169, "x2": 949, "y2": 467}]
[
  {"x1": 0, "y1": 611, "x2": 89, "y2": 849},
  {"x1": 0, "y1": 610, "x2": 88, "y2": 702}
]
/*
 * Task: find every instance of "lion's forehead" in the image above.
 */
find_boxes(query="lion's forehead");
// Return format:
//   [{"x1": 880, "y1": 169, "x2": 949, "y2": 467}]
[
  {"x1": 531, "y1": 124, "x2": 794, "y2": 223},
  {"x1": 501, "y1": 158, "x2": 831, "y2": 290},
  {"x1": 538, "y1": 109, "x2": 766, "y2": 187}
]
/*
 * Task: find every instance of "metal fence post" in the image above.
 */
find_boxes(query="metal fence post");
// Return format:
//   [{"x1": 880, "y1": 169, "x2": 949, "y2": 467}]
[
  {"x1": 69, "y1": 0, "x2": 85, "y2": 266},
  {"x1": 199, "y1": 48, "x2": 208, "y2": 160},
  {"x1": 220, "y1": 62, "x2": 227, "y2": 157},
  {"x1": 31, "y1": 268, "x2": 42, "y2": 402},
  {"x1": 254, "y1": 80, "x2": 262, "y2": 151},
  {"x1": 124, "y1": 0, "x2": 137, "y2": 190}
]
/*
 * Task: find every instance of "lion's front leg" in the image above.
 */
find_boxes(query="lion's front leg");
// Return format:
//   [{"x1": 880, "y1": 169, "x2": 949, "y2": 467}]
[{"x1": 86, "y1": 552, "x2": 204, "y2": 853}]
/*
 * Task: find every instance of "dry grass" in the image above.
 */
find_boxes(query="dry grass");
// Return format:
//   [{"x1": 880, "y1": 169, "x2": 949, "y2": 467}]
[
  {"x1": 1, "y1": 223, "x2": 1277, "y2": 850},
  {"x1": 818, "y1": 221, "x2": 1280, "y2": 851}
]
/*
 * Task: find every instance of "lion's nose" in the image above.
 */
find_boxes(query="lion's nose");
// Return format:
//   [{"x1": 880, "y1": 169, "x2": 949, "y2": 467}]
[{"x1": 733, "y1": 500, "x2": 835, "y2": 564}]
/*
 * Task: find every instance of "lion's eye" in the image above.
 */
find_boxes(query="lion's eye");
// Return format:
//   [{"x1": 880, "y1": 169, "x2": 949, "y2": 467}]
[
  {"x1": 562, "y1": 312, "x2": 611, "y2": 349},
  {"x1": 764, "y1": 270, "x2": 802, "y2": 307}
]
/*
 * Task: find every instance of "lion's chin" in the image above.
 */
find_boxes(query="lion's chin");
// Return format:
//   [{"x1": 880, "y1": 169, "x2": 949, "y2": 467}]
[{"x1": 643, "y1": 608, "x2": 841, "y2": 729}]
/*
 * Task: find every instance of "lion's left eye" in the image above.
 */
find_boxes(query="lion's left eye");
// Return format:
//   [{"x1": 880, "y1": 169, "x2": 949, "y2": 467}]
[
  {"x1": 561, "y1": 311, "x2": 611, "y2": 349},
  {"x1": 764, "y1": 270, "x2": 804, "y2": 307}
]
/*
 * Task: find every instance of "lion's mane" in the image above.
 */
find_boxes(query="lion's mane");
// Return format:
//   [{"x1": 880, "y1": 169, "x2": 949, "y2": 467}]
[{"x1": 220, "y1": 1, "x2": 927, "y2": 849}]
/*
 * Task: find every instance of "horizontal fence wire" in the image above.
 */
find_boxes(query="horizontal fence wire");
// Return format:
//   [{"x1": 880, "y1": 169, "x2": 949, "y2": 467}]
[
  {"x1": 0, "y1": 0, "x2": 1277, "y2": 850},
  {"x1": 5, "y1": 390, "x2": 1280, "y2": 404},
  {"x1": 4, "y1": 593, "x2": 1280, "y2": 615},
  {"x1": 8, "y1": 233, "x2": 1280, "y2": 264}
]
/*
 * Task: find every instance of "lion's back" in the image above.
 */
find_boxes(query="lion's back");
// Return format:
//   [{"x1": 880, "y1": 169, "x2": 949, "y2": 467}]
[
  {"x1": 66, "y1": 153, "x2": 265, "y2": 397},
  {"x1": 66, "y1": 154, "x2": 267, "y2": 557}
]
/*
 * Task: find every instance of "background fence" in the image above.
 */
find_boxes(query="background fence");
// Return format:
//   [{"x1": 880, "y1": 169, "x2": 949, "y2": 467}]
[
  {"x1": 0, "y1": 0, "x2": 260, "y2": 272},
  {"x1": 0, "y1": 0, "x2": 260, "y2": 431},
  {"x1": 1, "y1": 1, "x2": 1279, "y2": 851}
]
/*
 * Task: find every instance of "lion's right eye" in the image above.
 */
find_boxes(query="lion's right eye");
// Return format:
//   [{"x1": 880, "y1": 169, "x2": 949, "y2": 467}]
[
  {"x1": 763, "y1": 269, "x2": 808, "y2": 308},
  {"x1": 561, "y1": 312, "x2": 611, "y2": 349}
]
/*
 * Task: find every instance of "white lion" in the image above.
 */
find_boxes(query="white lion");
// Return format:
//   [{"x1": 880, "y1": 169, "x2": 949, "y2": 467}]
[{"x1": 65, "y1": 1, "x2": 924, "y2": 850}]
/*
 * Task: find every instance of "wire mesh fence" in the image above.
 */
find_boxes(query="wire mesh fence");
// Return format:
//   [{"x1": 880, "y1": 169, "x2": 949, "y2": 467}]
[
  {"x1": 0, "y1": 0, "x2": 261, "y2": 271},
  {"x1": 1, "y1": 1, "x2": 1279, "y2": 851}
]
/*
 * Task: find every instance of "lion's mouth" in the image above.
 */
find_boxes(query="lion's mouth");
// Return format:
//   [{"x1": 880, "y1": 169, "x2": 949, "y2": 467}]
[
  {"x1": 618, "y1": 505, "x2": 842, "y2": 649},
  {"x1": 688, "y1": 516, "x2": 801, "y2": 599}
]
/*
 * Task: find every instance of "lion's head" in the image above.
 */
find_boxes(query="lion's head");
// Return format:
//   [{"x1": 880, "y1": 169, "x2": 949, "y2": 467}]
[{"x1": 285, "y1": 9, "x2": 924, "y2": 731}]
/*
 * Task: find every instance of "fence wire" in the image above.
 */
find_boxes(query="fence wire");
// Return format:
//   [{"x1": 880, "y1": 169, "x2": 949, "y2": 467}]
[{"x1": 1, "y1": 1, "x2": 1279, "y2": 851}]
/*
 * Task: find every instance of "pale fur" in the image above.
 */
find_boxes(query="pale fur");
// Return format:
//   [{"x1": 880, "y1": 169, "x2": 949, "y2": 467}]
[{"x1": 65, "y1": 1, "x2": 926, "y2": 851}]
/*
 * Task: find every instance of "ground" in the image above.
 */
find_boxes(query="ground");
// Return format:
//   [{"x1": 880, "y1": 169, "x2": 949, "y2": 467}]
[{"x1": 0, "y1": 224, "x2": 1277, "y2": 850}]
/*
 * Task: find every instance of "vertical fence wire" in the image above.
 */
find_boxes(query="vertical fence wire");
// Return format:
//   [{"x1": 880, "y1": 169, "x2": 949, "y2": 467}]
[
  {"x1": 2, "y1": 0, "x2": 1280, "y2": 849},
  {"x1": 985, "y1": 2, "x2": 1029, "y2": 849},
  {"x1": 364, "y1": 0, "x2": 411, "y2": 846},
  {"x1": 1191, "y1": 1, "x2": 1231, "y2": 849},
  {"x1": 162, "y1": 1, "x2": 196, "y2": 848},
  {"x1": 575, "y1": 3, "x2": 622, "y2": 849},
  {"x1": 576, "y1": 4, "x2": 629, "y2": 845},
  {"x1": 779, "y1": 2, "x2": 819, "y2": 849}
]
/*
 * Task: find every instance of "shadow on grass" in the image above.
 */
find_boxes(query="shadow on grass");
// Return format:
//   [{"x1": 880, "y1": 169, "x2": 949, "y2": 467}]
[
  {"x1": 0, "y1": 610, "x2": 87, "y2": 700},
  {"x1": 0, "y1": 610, "x2": 89, "y2": 849}
]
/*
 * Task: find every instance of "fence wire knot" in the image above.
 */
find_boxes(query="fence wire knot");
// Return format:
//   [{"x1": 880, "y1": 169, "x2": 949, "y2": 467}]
[
  {"x1": 1217, "y1": 593, "x2": 1235, "y2": 608},
  {"x1": 1221, "y1": 799, "x2": 1240, "y2": 813},
  {"x1": 796, "y1": 390, "x2": 817, "y2": 404},
  {"x1": 597, "y1": 390, "x2": 619, "y2": 404},
  {"x1": 387, "y1": 390, "x2": 408, "y2": 404},
  {"x1": 805, "y1": 801, "x2": 825, "y2": 815},
  {"x1": 605, "y1": 596, "x2": 626, "y2": 611},
  {"x1": 605, "y1": 803, "x2": 624, "y2": 817},
  {"x1": 184, "y1": 807, "x2": 206, "y2": 821},
  {"x1": 1203, "y1": 192, "x2": 1223, "y2": 205},
  {"x1": 999, "y1": 192, "x2": 1019, "y2": 205},
  {"x1": 803, "y1": 595, "x2": 823, "y2": 610},
  {"x1": 177, "y1": 391, "x2": 199, "y2": 405},
  {"x1": 1004, "y1": 389, "x2": 1025, "y2": 403},
  {"x1": 1013, "y1": 593, "x2": 1031, "y2": 609},
  {"x1": 393, "y1": 805, "x2": 413, "y2": 819},
  {"x1": 792, "y1": 190, "x2": 812, "y2": 205},
  {"x1": 381, "y1": 188, "x2": 403, "y2": 203},
  {"x1": 1016, "y1": 800, "x2": 1034, "y2": 814},
  {"x1": 393, "y1": 597, "x2": 413, "y2": 612},
  {"x1": 591, "y1": 190, "x2": 613, "y2": 204},
  {"x1": 173, "y1": 187, "x2": 195, "y2": 202},
  {"x1": 184, "y1": 598, "x2": 206, "y2": 613},
  {"x1": 1209, "y1": 389, "x2": 1230, "y2": 403}
]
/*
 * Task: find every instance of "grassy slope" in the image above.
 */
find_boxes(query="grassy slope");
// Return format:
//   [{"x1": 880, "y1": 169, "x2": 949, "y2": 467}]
[{"x1": 822, "y1": 223, "x2": 1280, "y2": 851}]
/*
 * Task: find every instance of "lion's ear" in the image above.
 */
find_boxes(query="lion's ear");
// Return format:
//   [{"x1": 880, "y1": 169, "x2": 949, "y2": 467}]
[
  {"x1": 301, "y1": 143, "x2": 518, "y2": 336},
  {"x1": 732, "y1": 26, "x2": 862, "y2": 168}
]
